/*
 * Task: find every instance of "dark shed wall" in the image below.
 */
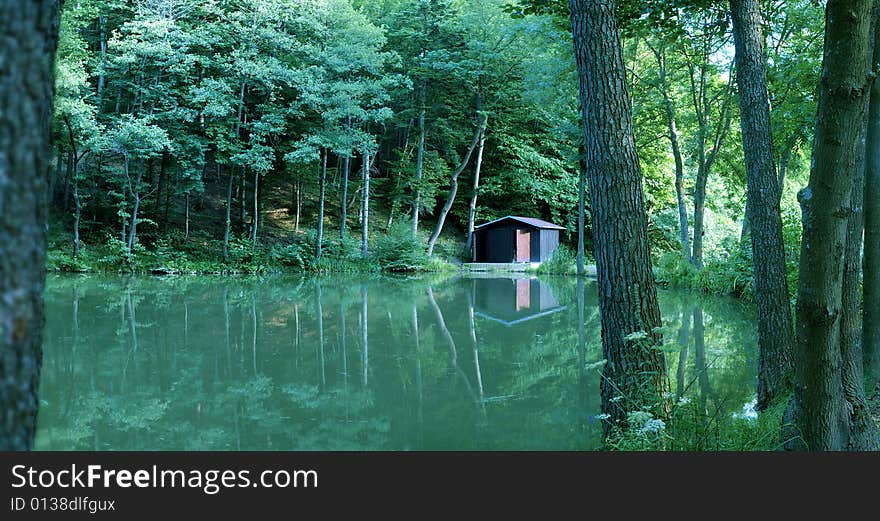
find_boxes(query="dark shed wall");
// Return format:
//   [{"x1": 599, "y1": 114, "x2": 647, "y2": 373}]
[
  {"x1": 484, "y1": 227, "x2": 514, "y2": 262},
  {"x1": 540, "y1": 230, "x2": 560, "y2": 261}
]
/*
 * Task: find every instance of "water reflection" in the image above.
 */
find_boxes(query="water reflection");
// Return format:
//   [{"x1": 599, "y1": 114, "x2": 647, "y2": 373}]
[{"x1": 36, "y1": 274, "x2": 757, "y2": 450}]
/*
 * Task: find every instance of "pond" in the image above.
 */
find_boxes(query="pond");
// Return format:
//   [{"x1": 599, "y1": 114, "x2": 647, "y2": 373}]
[{"x1": 35, "y1": 273, "x2": 758, "y2": 450}]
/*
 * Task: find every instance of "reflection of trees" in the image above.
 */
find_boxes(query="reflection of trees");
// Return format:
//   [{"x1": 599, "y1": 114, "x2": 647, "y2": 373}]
[{"x1": 36, "y1": 274, "x2": 758, "y2": 451}]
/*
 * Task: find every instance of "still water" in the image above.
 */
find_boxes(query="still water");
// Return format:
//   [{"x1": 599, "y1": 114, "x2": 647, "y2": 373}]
[{"x1": 36, "y1": 273, "x2": 758, "y2": 450}]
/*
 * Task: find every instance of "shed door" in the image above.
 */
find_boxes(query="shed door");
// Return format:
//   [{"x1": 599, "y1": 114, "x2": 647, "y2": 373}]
[{"x1": 516, "y1": 229, "x2": 531, "y2": 262}]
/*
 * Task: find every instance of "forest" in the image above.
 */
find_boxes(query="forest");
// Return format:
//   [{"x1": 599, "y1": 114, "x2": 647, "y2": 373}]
[{"x1": 1, "y1": 0, "x2": 879, "y2": 452}]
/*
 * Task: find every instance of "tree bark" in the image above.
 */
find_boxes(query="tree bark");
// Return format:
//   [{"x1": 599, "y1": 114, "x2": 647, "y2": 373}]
[
  {"x1": 577, "y1": 143, "x2": 587, "y2": 276},
  {"x1": 0, "y1": 0, "x2": 61, "y2": 450},
  {"x1": 223, "y1": 164, "x2": 233, "y2": 261},
  {"x1": 864, "y1": 9, "x2": 880, "y2": 385},
  {"x1": 362, "y1": 152, "x2": 371, "y2": 258},
  {"x1": 426, "y1": 113, "x2": 487, "y2": 256},
  {"x1": 464, "y1": 122, "x2": 487, "y2": 256},
  {"x1": 569, "y1": 0, "x2": 668, "y2": 431},
  {"x1": 794, "y1": 0, "x2": 875, "y2": 451},
  {"x1": 127, "y1": 159, "x2": 143, "y2": 256},
  {"x1": 341, "y1": 155, "x2": 350, "y2": 241},
  {"x1": 412, "y1": 81, "x2": 426, "y2": 238},
  {"x1": 316, "y1": 148, "x2": 327, "y2": 260},
  {"x1": 652, "y1": 43, "x2": 690, "y2": 256},
  {"x1": 251, "y1": 169, "x2": 259, "y2": 245},
  {"x1": 729, "y1": 0, "x2": 795, "y2": 410}
]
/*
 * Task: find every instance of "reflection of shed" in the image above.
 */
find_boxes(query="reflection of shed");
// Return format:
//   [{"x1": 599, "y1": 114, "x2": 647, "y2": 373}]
[
  {"x1": 472, "y1": 216, "x2": 564, "y2": 263},
  {"x1": 473, "y1": 277, "x2": 565, "y2": 326}
]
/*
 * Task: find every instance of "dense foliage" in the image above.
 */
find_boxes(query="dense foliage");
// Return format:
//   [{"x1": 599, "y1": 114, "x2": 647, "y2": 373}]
[{"x1": 49, "y1": 0, "x2": 821, "y2": 282}]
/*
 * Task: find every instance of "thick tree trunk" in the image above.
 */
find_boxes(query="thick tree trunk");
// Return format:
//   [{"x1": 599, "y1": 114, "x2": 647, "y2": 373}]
[
  {"x1": 412, "y1": 82, "x2": 426, "y2": 238},
  {"x1": 864, "y1": 12, "x2": 880, "y2": 385},
  {"x1": 464, "y1": 124, "x2": 487, "y2": 256},
  {"x1": 223, "y1": 165, "x2": 232, "y2": 261},
  {"x1": 794, "y1": 0, "x2": 875, "y2": 451},
  {"x1": 569, "y1": 0, "x2": 668, "y2": 431},
  {"x1": 426, "y1": 113, "x2": 487, "y2": 256},
  {"x1": 316, "y1": 148, "x2": 327, "y2": 260},
  {"x1": 729, "y1": 0, "x2": 795, "y2": 410},
  {"x1": 0, "y1": 0, "x2": 61, "y2": 450},
  {"x1": 341, "y1": 155, "x2": 350, "y2": 241},
  {"x1": 362, "y1": 152, "x2": 370, "y2": 258}
]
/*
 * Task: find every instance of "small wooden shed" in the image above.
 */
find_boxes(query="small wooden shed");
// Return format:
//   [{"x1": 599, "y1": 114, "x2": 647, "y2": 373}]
[{"x1": 472, "y1": 215, "x2": 564, "y2": 263}]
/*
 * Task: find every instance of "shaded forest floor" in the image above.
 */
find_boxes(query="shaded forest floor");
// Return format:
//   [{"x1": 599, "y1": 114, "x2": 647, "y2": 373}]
[{"x1": 47, "y1": 166, "x2": 467, "y2": 274}]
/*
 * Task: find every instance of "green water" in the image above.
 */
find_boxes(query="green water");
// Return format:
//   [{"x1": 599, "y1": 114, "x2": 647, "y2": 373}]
[{"x1": 35, "y1": 273, "x2": 758, "y2": 450}]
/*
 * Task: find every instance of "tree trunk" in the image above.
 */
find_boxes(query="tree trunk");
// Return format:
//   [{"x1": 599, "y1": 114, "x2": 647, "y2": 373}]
[
  {"x1": 464, "y1": 124, "x2": 487, "y2": 256},
  {"x1": 184, "y1": 192, "x2": 190, "y2": 241},
  {"x1": 295, "y1": 179, "x2": 302, "y2": 234},
  {"x1": 127, "y1": 159, "x2": 143, "y2": 256},
  {"x1": 569, "y1": 0, "x2": 668, "y2": 431},
  {"x1": 577, "y1": 143, "x2": 587, "y2": 276},
  {"x1": 362, "y1": 152, "x2": 371, "y2": 258},
  {"x1": 864, "y1": 10, "x2": 880, "y2": 385},
  {"x1": 251, "y1": 170, "x2": 259, "y2": 246},
  {"x1": 794, "y1": 0, "x2": 875, "y2": 451},
  {"x1": 654, "y1": 43, "x2": 690, "y2": 256},
  {"x1": 97, "y1": 14, "x2": 106, "y2": 108},
  {"x1": 729, "y1": 0, "x2": 795, "y2": 410},
  {"x1": 426, "y1": 113, "x2": 487, "y2": 256},
  {"x1": 692, "y1": 163, "x2": 708, "y2": 267},
  {"x1": 316, "y1": 148, "x2": 327, "y2": 260},
  {"x1": 341, "y1": 155, "x2": 350, "y2": 241},
  {"x1": 0, "y1": 0, "x2": 61, "y2": 450},
  {"x1": 73, "y1": 172, "x2": 81, "y2": 258},
  {"x1": 223, "y1": 165, "x2": 232, "y2": 261},
  {"x1": 239, "y1": 167, "x2": 247, "y2": 233},
  {"x1": 412, "y1": 81, "x2": 426, "y2": 238}
]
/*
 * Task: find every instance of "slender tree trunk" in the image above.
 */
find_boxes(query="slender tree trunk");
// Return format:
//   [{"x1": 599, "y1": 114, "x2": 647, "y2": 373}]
[
  {"x1": 73, "y1": 172, "x2": 81, "y2": 258},
  {"x1": 412, "y1": 81, "x2": 426, "y2": 238},
  {"x1": 464, "y1": 123, "x2": 487, "y2": 256},
  {"x1": 240, "y1": 167, "x2": 247, "y2": 233},
  {"x1": 316, "y1": 148, "x2": 327, "y2": 260},
  {"x1": 362, "y1": 152, "x2": 370, "y2": 258},
  {"x1": 223, "y1": 164, "x2": 233, "y2": 261},
  {"x1": 654, "y1": 43, "x2": 690, "y2": 256},
  {"x1": 184, "y1": 192, "x2": 190, "y2": 241},
  {"x1": 692, "y1": 163, "x2": 708, "y2": 267},
  {"x1": 63, "y1": 148, "x2": 73, "y2": 211},
  {"x1": 426, "y1": 113, "x2": 487, "y2": 256},
  {"x1": 0, "y1": 0, "x2": 61, "y2": 450},
  {"x1": 864, "y1": 10, "x2": 880, "y2": 385},
  {"x1": 341, "y1": 155, "x2": 350, "y2": 241},
  {"x1": 577, "y1": 143, "x2": 587, "y2": 276},
  {"x1": 251, "y1": 170, "x2": 259, "y2": 245},
  {"x1": 127, "y1": 159, "x2": 143, "y2": 256},
  {"x1": 295, "y1": 179, "x2": 302, "y2": 234},
  {"x1": 794, "y1": 0, "x2": 875, "y2": 451},
  {"x1": 97, "y1": 14, "x2": 106, "y2": 109},
  {"x1": 778, "y1": 143, "x2": 793, "y2": 199},
  {"x1": 730, "y1": 0, "x2": 795, "y2": 410},
  {"x1": 569, "y1": 0, "x2": 668, "y2": 431}
]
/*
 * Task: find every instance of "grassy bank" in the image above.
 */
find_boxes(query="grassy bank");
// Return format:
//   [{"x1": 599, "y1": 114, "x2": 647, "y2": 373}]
[{"x1": 47, "y1": 223, "x2": 459, "y2": 276}]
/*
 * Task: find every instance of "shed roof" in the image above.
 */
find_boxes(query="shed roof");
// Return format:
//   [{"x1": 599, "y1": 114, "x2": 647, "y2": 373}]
[{"x1": 474, "y1": 215, "x2": 565, "y2": 231}]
